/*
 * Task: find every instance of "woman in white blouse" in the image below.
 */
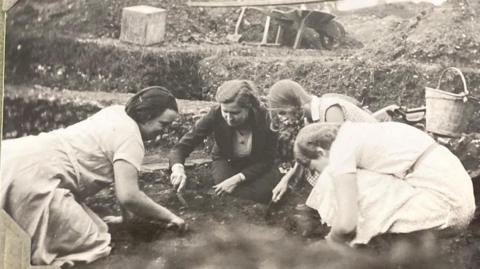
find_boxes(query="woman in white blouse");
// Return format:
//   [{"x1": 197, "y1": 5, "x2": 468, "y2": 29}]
[
  {"x1": 295, "y1": 122, "x2": 475, "y2": 245},
  {"x1": 1, "y1": 86, "x2": 186, "y2": 267}
]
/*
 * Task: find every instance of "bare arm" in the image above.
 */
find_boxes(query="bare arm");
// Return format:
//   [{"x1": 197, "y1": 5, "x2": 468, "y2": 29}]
[
  {"x1": 329, "y1": 172, "x2": 358, "y2": 242},
  {"x1": 113, "y1": 160, "x2": 185, "y2": 229},
  {"x1": 272, "y1": 162, "x2": 303, "y2": 202}
]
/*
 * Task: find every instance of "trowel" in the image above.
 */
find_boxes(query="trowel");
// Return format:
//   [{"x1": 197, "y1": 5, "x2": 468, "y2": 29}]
[
  {"x1": 176, "y1": 191, "x2": 189, "y2": 208},
  {"x1": 264, "y1": 200, "x2": 274, "y2": 220}
]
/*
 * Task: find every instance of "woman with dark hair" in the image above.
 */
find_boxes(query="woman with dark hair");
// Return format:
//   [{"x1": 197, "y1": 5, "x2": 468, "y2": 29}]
[
  {"x1": 1, "y1": 86, "x2": 186, "y2": 267},
  {"x1": 294, "y1": 122, "x2": 475, "y2": 245},
  {"x1": 267, "y1": 79, "x2": 397, "y2": 202},
  {"x1": 169, "y1": 80, "x2": 280, "y2": 204}
]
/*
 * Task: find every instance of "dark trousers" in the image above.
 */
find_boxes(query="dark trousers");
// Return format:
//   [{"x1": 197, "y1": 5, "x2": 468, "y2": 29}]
[{"x1": 212, "y1": 159, "x2": 281, "y2": 204}]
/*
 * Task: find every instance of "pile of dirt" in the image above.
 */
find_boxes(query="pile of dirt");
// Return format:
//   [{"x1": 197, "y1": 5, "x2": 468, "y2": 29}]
[
  {"x1": 357, "y1": 0, "x2": 480, "y2": 66},
  {"x1": 7, "y1": 0, "x2": 360, "y2": 47},
  {"x1": 198, "y1": 54, "x2": 480, "y2": 109},
  {"x1": 8, "y1": 0, "x2": 238, "y2": 44},
  {"x1": 9, "y1": 0, "x2": 480, "y2": 63},
  {"x1": 8, "y1": 0, "x2": 480, "y2": 106}
]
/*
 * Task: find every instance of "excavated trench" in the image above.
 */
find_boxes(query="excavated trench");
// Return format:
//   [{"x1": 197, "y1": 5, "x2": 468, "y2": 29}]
[
  {"x1": 5, "y1": 37, "x2": 480, "y2": 269},
  {"x1": 4, "y1": 82, "x2": 480, "y2": 269},
  {"x1": 5, "y1": 39, "x2": 480, "y2": 269},
  {"x1": 5, "y1": 1, "x2": 480, "y2": 266}
]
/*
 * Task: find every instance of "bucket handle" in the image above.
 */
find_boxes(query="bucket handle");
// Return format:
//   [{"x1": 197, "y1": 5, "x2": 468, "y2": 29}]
[{"x1": 437, "y1": 67, "x2": 469, "y2": 102}]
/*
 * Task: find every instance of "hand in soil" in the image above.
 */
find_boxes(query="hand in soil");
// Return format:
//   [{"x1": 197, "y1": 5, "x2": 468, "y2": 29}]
[
  {"x1": 103, "y1": 215, "x2": 123, "y2": 224},
  {"x1": 213, "y1": 174, "x2": 243, "y2": 196},
  {"x1": 170, "y1": 166, "x2": 187, "y2": 192},
  {"x1": 166, "y1": 216, "x2": 188, "y2": 233},
  {"x1": 272, "y1": 177, "x2": 289, "y2": 203}
]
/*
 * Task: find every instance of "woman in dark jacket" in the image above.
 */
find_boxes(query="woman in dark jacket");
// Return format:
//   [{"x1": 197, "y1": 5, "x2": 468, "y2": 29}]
[{"x1": 169, "y1": 80, "x2": 280, "y2": 204}]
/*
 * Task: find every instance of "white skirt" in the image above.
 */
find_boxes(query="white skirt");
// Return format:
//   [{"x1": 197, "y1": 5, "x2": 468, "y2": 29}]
[
  {"x1": 306, "y1": 145, "x2": 475, "y2": 244},
  {"x1": 1, "y1": 134, "x2": 111, "y2": 267}
]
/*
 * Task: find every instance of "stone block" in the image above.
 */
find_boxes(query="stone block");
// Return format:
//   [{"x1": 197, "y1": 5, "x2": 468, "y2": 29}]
[{"x1": 120, "y1": 5, "x2": 166, "y2": 46}]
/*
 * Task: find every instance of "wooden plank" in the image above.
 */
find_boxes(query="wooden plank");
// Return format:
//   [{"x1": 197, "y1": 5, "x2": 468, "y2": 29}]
[
  {"x1": 275, "y1": 25, "x2": 283, "y2": 44},
  {"x1": 260, "y1": 16, "x2": 271, "y2": 45},
  {"x1": 293, "y1": 16, "x2": 307, "y2": 49},
  {"x1": 187, "y1": 0, "x2": 336, "y2": 7}
]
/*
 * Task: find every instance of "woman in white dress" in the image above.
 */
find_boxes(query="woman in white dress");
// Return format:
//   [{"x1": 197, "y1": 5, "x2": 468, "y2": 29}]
[
  {"x1": 294, "y1": 122, "x2": 475, "y2": 245},
  {"x1": 1, "y1": 86, "x2": 186, "y2": 267}
]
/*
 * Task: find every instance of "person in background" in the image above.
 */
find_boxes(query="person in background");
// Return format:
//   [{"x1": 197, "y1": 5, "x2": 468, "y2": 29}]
[
  {"x1": 1, "y1": 86, "x2": 186, "y2": 267},
  {"x1": 169, "y1": 80, "x2": 280, "y2": 204},
  {"x1": 267, "y1": 79, "x2": 397, "y2": 202},
  {"x1": 295, "y1": 121, "x2": 475, "y2": 245}
]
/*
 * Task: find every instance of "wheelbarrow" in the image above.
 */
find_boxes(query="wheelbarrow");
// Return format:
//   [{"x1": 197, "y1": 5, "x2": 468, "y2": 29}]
[
  {"x1": 229, "y1": 6, "x2": 345, "y2": 49},
  {"x1": 265, "y1": 8, "x2": 345, "y2": 49},
  {"x1": 187, "y1": 0, "x2": 344, "y2": 49}
]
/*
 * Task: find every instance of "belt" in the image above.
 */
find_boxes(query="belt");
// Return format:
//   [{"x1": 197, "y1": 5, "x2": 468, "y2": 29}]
[{"x1": 410, "y1": 143, "x2": 440, "y2": 171}]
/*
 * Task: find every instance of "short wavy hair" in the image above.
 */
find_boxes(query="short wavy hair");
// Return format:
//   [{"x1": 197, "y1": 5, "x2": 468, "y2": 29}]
[
  {"x1": 294, "y1": 122, "x2": 340, "y2": 166},
  {"x1": 215, "y1": 80, "x2": 261, "y2": 109}
]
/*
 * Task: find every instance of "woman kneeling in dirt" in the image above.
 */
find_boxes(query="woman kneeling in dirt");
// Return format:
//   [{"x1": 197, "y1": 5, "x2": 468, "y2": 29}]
[
  {"x1": 266, "y1": 79, "x2": 397, "y2": 202},
  {"x1": 1, "y1": 86, "x2": 186, "y2": 267},
  {"x1": 294, "y1": 121, "x2": 475, "y2": 245},
  {"x1": 169, "y1": 80, "x2": 280, "y2": 204}
]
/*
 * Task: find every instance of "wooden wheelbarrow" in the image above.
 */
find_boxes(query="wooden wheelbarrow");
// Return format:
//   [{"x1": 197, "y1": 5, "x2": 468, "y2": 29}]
[
  {"x1": 187, "y1": 0, "x2": 344, "y2": 49},
  {"x1": 255, "y1": 7, "x2": 345, "y2": 49}
]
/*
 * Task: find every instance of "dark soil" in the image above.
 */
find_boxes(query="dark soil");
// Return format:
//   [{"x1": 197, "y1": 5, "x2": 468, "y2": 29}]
[
  {"x1": 356, "y1": 0, "x2": 480, "y2": 67},
  {"x1": 68, "y1": 161, "x2": 480, "y2": 269},
  {"x1": 5, "y1": 0, "x2": 480, "y2": 268},
  {"x1": 7, "y1": 0, "x2": 237, "y2": 43},
  {"x1": 8, "y1": 0, "x2": 480, "y2": 64}
]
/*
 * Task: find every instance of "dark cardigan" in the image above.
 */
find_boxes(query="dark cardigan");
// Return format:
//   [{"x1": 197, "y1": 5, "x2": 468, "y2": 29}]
[{"x1": 168, "y1": 105, "x2": 277, "y2": 182}]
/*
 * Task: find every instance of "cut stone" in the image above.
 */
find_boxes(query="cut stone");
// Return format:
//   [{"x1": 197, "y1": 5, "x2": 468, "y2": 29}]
[{"x1": 120, "y1": 5, "x2": 167, "y2": 46}]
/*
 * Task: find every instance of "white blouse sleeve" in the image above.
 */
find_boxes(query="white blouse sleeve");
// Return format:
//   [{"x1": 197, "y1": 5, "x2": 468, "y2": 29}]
[
  {"x1": 103, "y1": 109, "x2": 145, "y2": 171},
  {"x1": 113, "y1": 136, "x2": 145, "y2": 171}
]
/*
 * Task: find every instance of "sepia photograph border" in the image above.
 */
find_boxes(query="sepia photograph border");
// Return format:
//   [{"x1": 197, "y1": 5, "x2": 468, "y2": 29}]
[{"x1": 1, "y1": 0, "x2": 478, "y2": 268}]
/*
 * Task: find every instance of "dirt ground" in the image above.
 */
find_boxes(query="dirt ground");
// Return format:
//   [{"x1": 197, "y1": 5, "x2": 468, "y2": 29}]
[
  {"x1": 71, "y1": 162, "x2": 480, "y2": 269},
  {"x1": 5, "y1": 0, "x2": 480, "y2": 268},
  {"x1": 6, "y1": 0, "x2": 480, "y2": 106},
  {"x1": 8, "y1": 0, "x2": 479, "y2": 64}
]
